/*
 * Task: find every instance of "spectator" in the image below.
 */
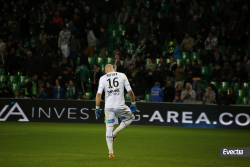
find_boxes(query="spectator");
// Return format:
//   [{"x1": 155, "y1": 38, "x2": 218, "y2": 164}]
[
  {"x1": 213, "y1": 48, "x2": 222, "y2": 65},
  {"x1": 85, "y1": 28, "x2": 96, "y2": 57},
  {"x1": 39, "y1": 29, "x2": 47, "y2": 42},
  {"x1": 124, "y1": 54, "x2": 136, "y2": 69},
  {"x1": 133, "y1": 41, "x2": 146, "y2": 58},
  {"x1": 174, "y1": 62, "x2": 184, "y2": 88},
  {"x1": 60, "y1": 58, "x2": 71, "y2": 71},
  {"x1": 145, "y1": 58, "x2": 155, "y2": 88},
  {"x1": 230, "y1": 54, "x2": 238, "y2": 69},
  {"x1": 125, "y1": 19, "x2": 138, "y2": 41},
  {"x1": 134, "y1": 66, "x2": 147, "y2": 99},
  {"x1": 192, "y1": 60, "x2": 201, "y2": 90},
  {"x1": 81, "y1": 93, "x2": 87, "y2": 100},
  {"x1": 0, "y1": 38, "x2": 6, "y2": 55},
  {"x1": 52, "y1": 79, "x2": 65, "y2": 99},
  {"x1": 118, "y1": 7, "x2": 129, "y2": 24},
  {"x1": 25, "y1": 74, "x2": 38, "y2": 99},
  {"x1": 135, "y1": 56, "x2": 145, "y2": 70},
  {"x1": 81, "y1": 6, "x2": 94, "y2": 24},
  {"x1": 58, "y1": 25, "x2": 71, "y2": 58},
  {"x1": 181, "y1": 83, "x2": 196, "y2": 104},
  {"x1": 201, "y1": 49, "x2": 213, "y2": 67},
  {"x1": 163, "y1": 81, "x2": 175, "y2": 102},
  {"x1": 165, "y1": 57, "x2": 177, "y2": 83},
  {"x1": 174, "y1": 15, "x2": 185, "y2": 44},
  {"x1": 37, "y1": 38, "x2": 51, "y2": 58},
  {"x1": 100, "y1": 27, "x2": 108, "y2": 58},
  {"x1": 131, "y1": 8, "x2": 141, "y2": 22},
  {"x1": 232, "y1": 62, "x2": 246, "y2": 83},
  {"x1": 180, "y1": 33, "x2": 194, "y2": 51},
  {"x1": 227, "y1": 87, "x2": 237, "y2": 105},
  {"x1": 218, "y1": 91, "x2": 229, "y2": 106},
  {"x1": 175, "y1": 84, "x2": 183, "y2": 98},
  {"x1": 187, "y1": 15, "x2": 201, "y2": 38},
  {"x1": 228, "y1": 19, "x2": 244, "y2": 48},
  {"x1": 203, "y1": 85, "x2": 216, "y2": 105},
  {"x1": 116, "y1": 60, "x2": 125, "y2": 73},
  {"x1": 62, "y1": 68, "x2": 74, "y2": 87},
  {"x1": 36, "y1": 87, "x2": 47, "y2": 99},
  {"x1": 195, "y1": 83, "x2": 205, "y2": 103},
  {"x1": 242, "y1": 56, "x2": 250, "y2": 70},
  {"x1": 173, "y1": 95, "x2": 183, "y2": 103},
  {"x1": 90, "y1": 64, "x2": 102, "y2": 94},
  {"x1": 204, "y1": 32, "x2": 218, "y2": 52},
  {"x1": 14, "y1": 91, "x2": 19, "y2": 98},
  {"x1": 150, "y1": 82, "x2": 163, "y2": 102},
  {"x1": 76, "y1": 64, "x2": 90, "y2": 94},
  {"x1": 184, "y1": 60, "x2": 193, "y2": 85},
  {"x1": 165, "y1": 41, "x2": 175, "y2": 58},
  {"x1": 198, "y1": 6, "x2": 211, "y2": 30},
  {"x1": 193, "y1": 33, "x2": 204, "y2": 52},
  {"x1": 155, "y1": 57, "x2": 166, "y2": 85},
  {"x1": 44, "y1": 82, "x2": 53, "y2": 99},
  {"x1": 173, "y1": 40, "x2": 181, "y2": 60},
  {"x1": 147, "y1": 39, "x2": 161, "y2": 59},
  {"x1": 140, "y1": 18, "x2": 149, "y2": 39},
  {"x1": 0, "y1": 81, "x2": 13, "y2": 98},
  {"x1": 50, "y1": 62, "x2": 63, "y2": 85},
  {"x1": 67, "y1": 21, "x2": 79, "y2": 36},
  {"x1": 220, "y1": 62, "x2": 233, "y2": 82},
  {"x1": 65, "y1": 80, "x2": 79, "y2": 100},
  {"x1": 211, "y1": 63, "x2": 222, "y2": 82},
  {"x1": 69, "y1": 34, "x2": 80, "y2": 65}
]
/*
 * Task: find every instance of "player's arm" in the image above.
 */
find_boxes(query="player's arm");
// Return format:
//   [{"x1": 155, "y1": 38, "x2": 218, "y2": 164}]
[
  {"x1": 95, "y1": 80, "x2": 104, "y2": 117},
  {"x1": 124, "y1": 74, "x2": 136, "y2": 113},
  {"x1": 127, "y1": 90, "x2": 135, "y2": 104}
]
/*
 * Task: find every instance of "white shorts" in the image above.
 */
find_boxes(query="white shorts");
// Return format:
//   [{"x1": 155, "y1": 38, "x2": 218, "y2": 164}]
[{"x1": 105, "y1": 106, "x2": 134, "y2": 127}]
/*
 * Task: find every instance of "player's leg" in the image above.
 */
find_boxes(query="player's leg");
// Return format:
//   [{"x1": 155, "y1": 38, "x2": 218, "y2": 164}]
[
  {"x1": 105, "y1": 109, "x2": 115, "y2": 157},
  {"x1": 112, "y1": 106, "x2": 135, "y2": 139}
]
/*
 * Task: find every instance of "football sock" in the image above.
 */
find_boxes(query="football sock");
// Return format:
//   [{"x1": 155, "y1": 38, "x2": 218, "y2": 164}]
[
  {"x1": 106, "y1": 126, "x2": 114, "y2": 154},
  {"x1": 113, "y1": 117, "x2": 134, "y2": 137}
]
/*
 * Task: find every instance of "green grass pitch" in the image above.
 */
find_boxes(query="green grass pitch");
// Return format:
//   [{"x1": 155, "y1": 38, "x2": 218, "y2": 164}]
[{"x1": 0, "y1": 122, "x2": 249, "y2": 167}]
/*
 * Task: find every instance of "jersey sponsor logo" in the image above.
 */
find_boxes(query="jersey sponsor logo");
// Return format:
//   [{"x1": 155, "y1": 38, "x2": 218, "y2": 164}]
[
  {"x1": 107, "y1": 88, "x2": 120, "y2": 96},
  {"x1": 0, "y1": 102, "x2": 29, "y2": 122}
]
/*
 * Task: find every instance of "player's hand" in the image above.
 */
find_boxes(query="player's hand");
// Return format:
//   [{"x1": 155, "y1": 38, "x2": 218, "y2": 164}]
[
  {"x1": 95, "y1": 109, "x2": 101, "y2": 117},
  {"x1": 130, "y1": 104, "x2": 137, "y2": 113}
]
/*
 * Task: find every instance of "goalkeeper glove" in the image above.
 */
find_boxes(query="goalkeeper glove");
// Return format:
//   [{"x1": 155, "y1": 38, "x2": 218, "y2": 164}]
[
  {"x1": 95, "y1": 106, "x2": 101, "y2": 117},
  {"x1": 130, "y1": 102, "x2": 136, "y2": 113}
]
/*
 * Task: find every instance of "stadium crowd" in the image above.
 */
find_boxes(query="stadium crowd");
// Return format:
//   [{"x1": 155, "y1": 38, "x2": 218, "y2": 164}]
[{"x1": 0, "y1": 0, "x2": 250, "y2": 105}]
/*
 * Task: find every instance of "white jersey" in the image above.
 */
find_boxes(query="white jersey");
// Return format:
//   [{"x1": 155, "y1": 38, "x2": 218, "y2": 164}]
[{"x1": 97, "y1": 72, "x2": 131, "y2": 108}]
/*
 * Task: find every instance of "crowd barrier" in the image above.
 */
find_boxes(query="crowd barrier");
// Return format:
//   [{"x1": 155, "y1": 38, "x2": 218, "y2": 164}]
[{"x1": 0, "y1": 99, "x2": 249, "y2": 130}]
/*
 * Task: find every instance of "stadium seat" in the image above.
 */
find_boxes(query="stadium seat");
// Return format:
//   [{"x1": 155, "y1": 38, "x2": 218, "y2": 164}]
[
  {"x1": 234, "y1": 83, "x2": 241, "y2": 91},
  {"x1": 220, "y1": 82, "x2": 229, "y2": 91},
  {"x1": 209, "y1": 67, "x2": 214, "y2": 75},
  {"x1": 107, "y1": 24, "x2": 117, "y2": 32},
  {"x1": 236, "y1": 90, "x2": 246, "y2": 98},
  {"x1": 0, "y1": 75, "x2": 7, "y2": 82},
  {"x1": 117, "y1": 25, "x2": 125, "y2": 32},
  {"x1": 124, "y1": 94, "x2": 130, "y2": 101},
  {"x1": 126, "y1": 6, "x2": 132, "y2": 14},
  {"x1": 145, "y1": 94, "x2": 151, "y2": 102},
  {"x1": 201, "y1": 66, "x2": 209, "y2": 76},
  {"x1": 16, "y1": 71, "x2": 22, "y2": 76},
  {"x1": 210, "y1": 81, "x2": 219, "y2": 89},
  {"x1": 94, "y1": 50, "x2": 100, "y2": 57},
  {"x1": 97, "y1": 57, "x2": 105, "y2": 66},
  {"x1": 155, "y1": 58, "x2": 160, "y2": 65},
  {"x1": 11, "y1": 83, "x2": 20, "y2": 93},
  {"x1": 181, "y1": 52, "x2": 190, "y2": 59},
  {"x1": 19, "y1": 76, "x2": 28, "y2": 86},
  {"x1": 106, "y1": 57, "x2": 114, "y2": 64},
  {"x1": 110, "y1": 30, "x2": 119, "y2": 37},
  {"x1": 0, "y1": 68, "x2": 4, "y2": 75},
  {"x1": 211, "y1": 6, "x2": 218, "y2": 14},
  {"x1": 200, "y1": 80, "x2": 208, "y2": 89},
  {"x1": 241, "y1": 98, "x2": 248, "y2": 105},
  {"x1": 88, "y1": 57, "x2": 95, "y2": 66},
  {"x1": 137, "y1": 24, "x2": 141, "y2": 33},
  {"x1": 111, "y1": 37, "x2": 120, "y2": 45},
  {"x1": 176, "y1": 59, "x2": 181, "y2": 64},
  {"x1": 242, "y1": 83, "x2": 250, "y2": 90},
  {"x1": 86, "y1": 92, "x2": 93, "y2": 100},
  {"x1": 77, "y1": 92, "x2": 83, "y2": 100},
  {"x1": 8, "y1": 76, "x2": 17, "y2": 83},
  {"x1": 101, "y1": 64, "x2": 105, "y2": 73},
  {"x1": 190, "y1": 52, "x2": 200, "y2": 60},
  {"x1": 236, "y1": 98, "x2": 242, "y2": 105},
  {"x1": 219, "y1": 45, "x2": 226, "y2": 55},
  {"x1": 161, "y1": 44, "x2": 168, "y2": 51},
  {"x1": 166, "y1": 59, "x2": 170, "y2": 64}
]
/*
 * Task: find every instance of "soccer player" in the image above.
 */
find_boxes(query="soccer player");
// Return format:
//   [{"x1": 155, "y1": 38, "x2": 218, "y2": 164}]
[{"x1": 95, "y1": 64, "x2": 137, "y2": 158}]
